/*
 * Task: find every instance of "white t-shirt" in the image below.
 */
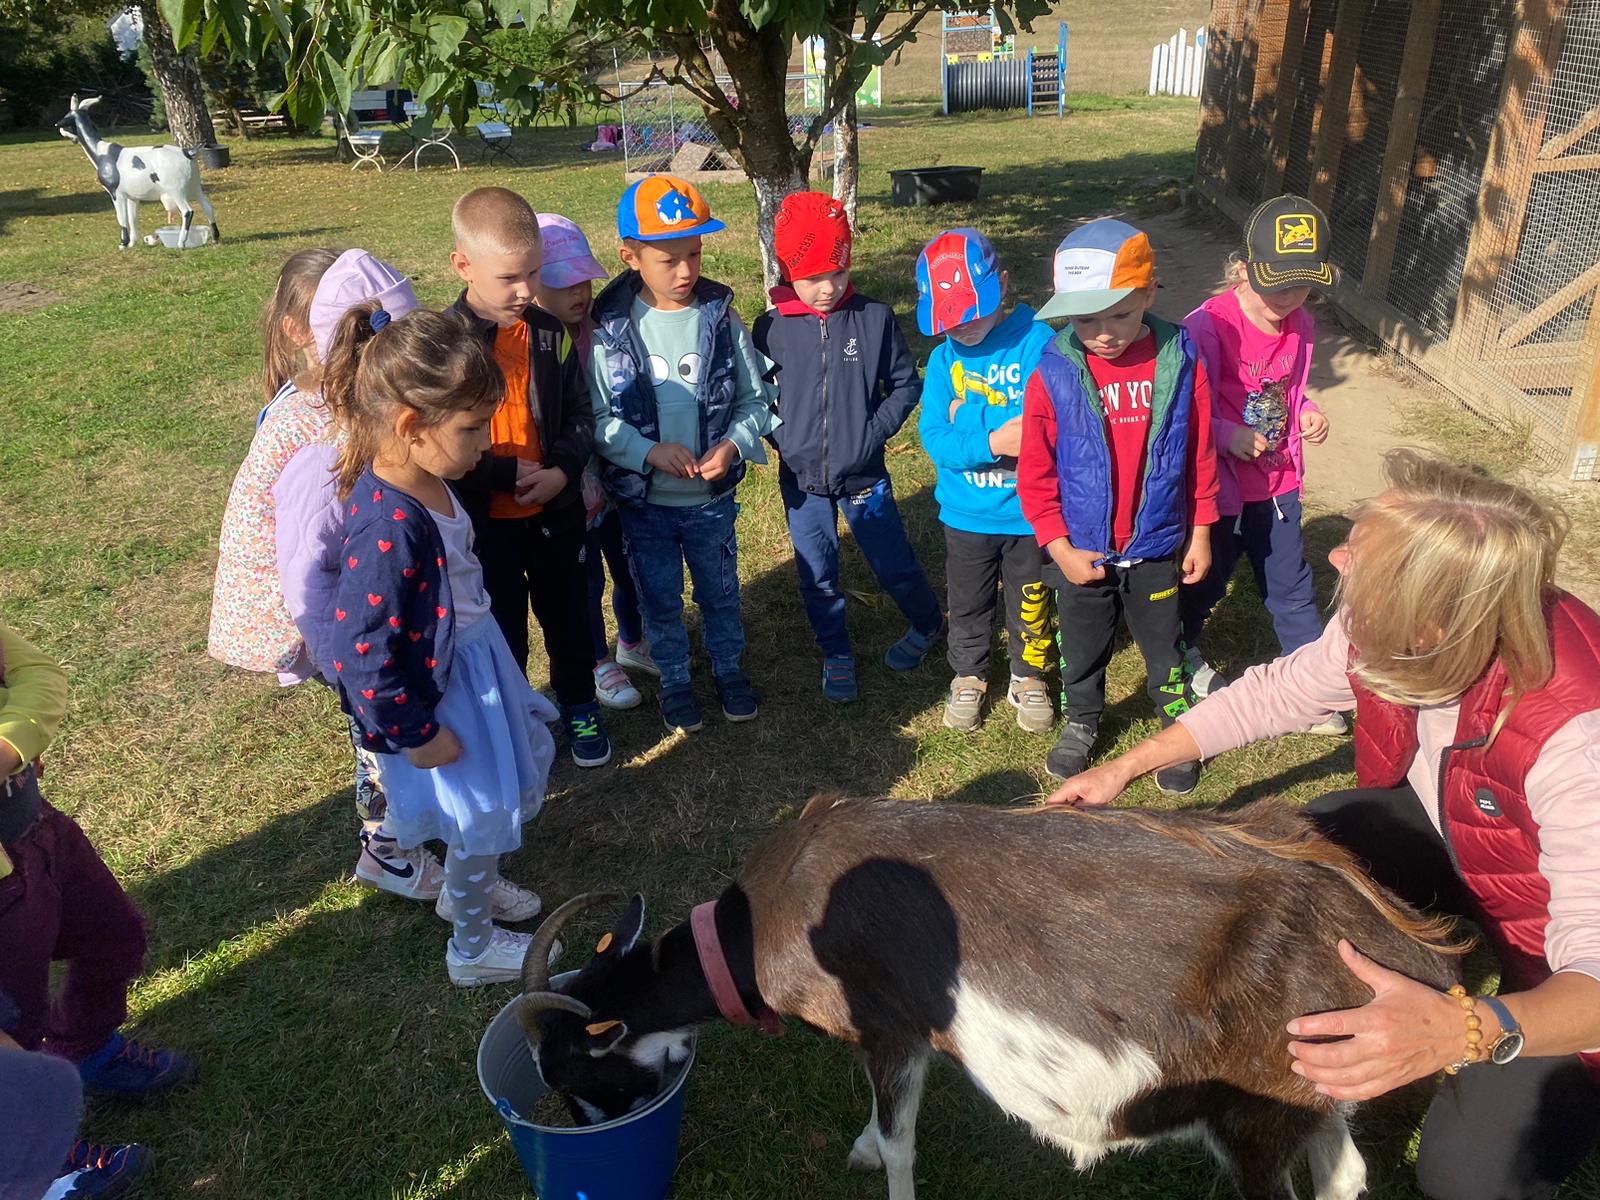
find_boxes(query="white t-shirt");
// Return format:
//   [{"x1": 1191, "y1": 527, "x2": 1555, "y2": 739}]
[{"x1": 427, "y1": 500, "x2": 491, "y2": 629}]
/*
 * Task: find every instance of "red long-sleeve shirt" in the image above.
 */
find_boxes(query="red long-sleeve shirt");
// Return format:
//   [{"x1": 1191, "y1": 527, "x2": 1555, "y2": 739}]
[{"x1": 1017, "y1": 330, "x2": 1218, "y2": 553}]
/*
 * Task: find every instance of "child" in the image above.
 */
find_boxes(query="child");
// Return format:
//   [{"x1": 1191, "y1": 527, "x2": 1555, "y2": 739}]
[
  {"x1": 589, "y1": 174, "x2": 778, "y2": 732},
  {"x1": 915, "y1": 228, "x2": 1057, "y2": 731},
  {"x1": 0, "y1": 616, "x2": 191, "y2": 1195},
  {"x1": 530, "y1": 212, "x2": 653, "y2": 711},
  {"x1": 1018, "y1": 218, "x2": 1218, "y2": 792},
  {"x1": 1178, "y1": 194, "x2": 1340, "y2": 733},
  {"x1": 323, "y1": 305, "x2": 563, "y2": 987},
  {"x1": 753, "y1": 192, "x2": 943, "y2": 702},
  {"x1": 210, "y1": 249, "x2": 443, "y2": 901},
  {"x1": 446, "y1": 188, "x2": 611, "y2": 769}
]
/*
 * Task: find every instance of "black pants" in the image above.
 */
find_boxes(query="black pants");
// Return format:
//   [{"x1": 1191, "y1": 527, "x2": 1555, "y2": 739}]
[
  {"x1": 477, "y1": 503, "x2": 595, "y2": 710},
  {"x1": 1048, "y1": 555, "x2": 1191, "y2": 730},
  {"x1": 1307, "y1": 787, "x2": 1600, "y2": 1200},
  {"x1": 944, "y1": 527, "x2": 1052, "y2": 680}
]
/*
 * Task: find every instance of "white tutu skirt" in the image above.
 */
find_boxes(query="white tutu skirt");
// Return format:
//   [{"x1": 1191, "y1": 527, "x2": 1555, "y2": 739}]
[{"x1": 377, "y1": 615, "x2": 559, "y2": 858}]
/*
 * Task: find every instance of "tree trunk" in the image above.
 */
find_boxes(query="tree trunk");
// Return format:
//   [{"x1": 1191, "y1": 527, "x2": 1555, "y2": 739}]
[
  {"x1": 831, "y1": 94, "x2": 859, "y2": 229},
  {"x1": 138, "y1": 2, "x2": 216, "y2": 148},
  {"x1": 753, "y1": 165, "x2": 810, "y2": 287}
]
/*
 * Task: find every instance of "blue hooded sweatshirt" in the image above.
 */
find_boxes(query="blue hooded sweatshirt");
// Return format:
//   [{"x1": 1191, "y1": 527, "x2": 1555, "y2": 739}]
[{"x1": 918, "y1": 304, "x2": 1054, "y2": 535}]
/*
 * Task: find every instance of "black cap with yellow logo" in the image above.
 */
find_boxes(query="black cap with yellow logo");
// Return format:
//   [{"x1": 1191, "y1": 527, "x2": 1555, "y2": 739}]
[{"x1": 1243, "y1": 194, "x2": 1335, "y2": 293}]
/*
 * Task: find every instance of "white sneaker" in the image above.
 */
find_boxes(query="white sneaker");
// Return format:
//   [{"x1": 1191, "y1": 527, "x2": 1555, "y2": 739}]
[
  {"x1": 446, "y1": 927, "x2": 565, "y2": 988},
  {"x1": 1185, "y1": 646, "x2": 1225, "y2": 699},
  {"x1": 436, "y1": 876, "x2": 543, "y2": 924},
  {"x1": 1307, "y1": 712, "x2": 1349, "y2": 737},
  {"x1": 353, "y1": 832, "x2": 444, "y2": 901},
  {"x1": 1007, "y1": 675, "x2": 1055, "y2": 734},
  {"x1": 594, "y1": 661, "x2": 642, "y2": 710},
  {"x1": 615, "y1": 639, "x2": 659, "y2": 678}
]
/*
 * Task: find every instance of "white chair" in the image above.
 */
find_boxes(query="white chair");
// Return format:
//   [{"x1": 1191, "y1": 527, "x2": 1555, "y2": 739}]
[
  {"x1": 476, "y1": 120, "x2": 516, "y2": 164},
  {"x1": 395, "y1": 102, "x2": 460, "y2": 171},
  {"x1": 333, "y1": 112, "x2": 385, "y2": 171}
]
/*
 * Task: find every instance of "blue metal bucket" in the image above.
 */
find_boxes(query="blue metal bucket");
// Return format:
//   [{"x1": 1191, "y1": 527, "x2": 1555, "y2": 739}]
[{"x1": 476, "y1": 977, "x2": 696, "y2": 1200}]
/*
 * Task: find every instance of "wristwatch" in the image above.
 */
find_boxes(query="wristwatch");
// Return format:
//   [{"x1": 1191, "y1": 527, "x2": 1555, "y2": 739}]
[{"x1": 1478, "y1": 994, "x2": 1525, "y2": 1065}]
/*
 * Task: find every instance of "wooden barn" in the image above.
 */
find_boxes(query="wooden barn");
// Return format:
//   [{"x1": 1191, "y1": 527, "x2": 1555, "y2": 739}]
[{"x1": 1195, "y1": 0, "x2": 1600, "y2": 479}]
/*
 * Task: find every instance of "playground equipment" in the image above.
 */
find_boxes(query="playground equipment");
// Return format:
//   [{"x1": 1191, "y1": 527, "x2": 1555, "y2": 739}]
[
  {"x1": 941, "y1": 11, "x2": 1066, "y2": 117},
  {"x1": 1149, "y1": 27, "x2": 1206, "y2": 98}
]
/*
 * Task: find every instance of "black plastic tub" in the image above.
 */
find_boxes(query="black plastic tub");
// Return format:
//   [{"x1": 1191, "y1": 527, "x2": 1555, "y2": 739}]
[{"x1": 889, "y1": 165, "x2": 984, "y2": 207}]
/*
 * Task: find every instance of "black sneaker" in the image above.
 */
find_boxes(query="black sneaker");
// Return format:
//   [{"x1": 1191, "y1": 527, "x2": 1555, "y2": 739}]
[
  {"x1": 55, "y1": 1139, "x2": 153, "y2": 1198},
  {"x1": 714, "y1": 672, "x2": 759, "y2": 722},
  {"x1": 1046, "y1": 722, "x2": 1097, "y2": 781},
  {"x1": 1155, "y1": 761, "x2": 1201, "y2": 795},
  {"x1": 659, "y1": 685, "x2": 704, "y2": 733},
  {"x1": 563, "y1": 703, "x2": 612, "y2": 768}
]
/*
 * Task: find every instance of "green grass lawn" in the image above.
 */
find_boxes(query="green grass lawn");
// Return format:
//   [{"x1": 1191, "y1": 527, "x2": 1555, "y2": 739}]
[{"x1": 3, "y1": 99, "x2": 1593, "y2": 1200}]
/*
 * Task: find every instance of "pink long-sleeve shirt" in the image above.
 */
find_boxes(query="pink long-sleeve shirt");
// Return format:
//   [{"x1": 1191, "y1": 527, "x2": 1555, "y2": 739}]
[{"x1": 1178, "y1": 613, "x2": 1600, "y2": 986}]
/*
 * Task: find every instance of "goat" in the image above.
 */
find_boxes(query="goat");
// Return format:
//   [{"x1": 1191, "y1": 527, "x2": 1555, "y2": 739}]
[
  {"x1": 56, "y1": 95, "x2": 220, "y2": 250},
  {"x1": 517, "y1": 796, "x2": 1464, "y2": 1200}
]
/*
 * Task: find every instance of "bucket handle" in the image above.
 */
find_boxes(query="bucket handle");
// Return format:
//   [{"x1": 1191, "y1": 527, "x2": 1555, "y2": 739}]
[{"x1": 494, "y1": 1096, "x2": 523, "y2": 1123}]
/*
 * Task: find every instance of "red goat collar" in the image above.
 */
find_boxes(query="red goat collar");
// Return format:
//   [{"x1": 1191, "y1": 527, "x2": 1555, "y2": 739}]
[{"x1": 690, "y1": 902, "x2": 783, "y2": 1036}]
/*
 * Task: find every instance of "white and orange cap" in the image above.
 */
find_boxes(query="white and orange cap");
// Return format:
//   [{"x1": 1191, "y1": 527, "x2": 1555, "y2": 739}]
[{"x1": 1036, "y1": 219, "x2": 1157, "y2": 320}]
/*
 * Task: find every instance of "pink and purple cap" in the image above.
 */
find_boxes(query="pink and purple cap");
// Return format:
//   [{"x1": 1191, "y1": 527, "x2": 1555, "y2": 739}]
[
  {"x1": 308, "y1": 248, "x2": 419, "y2": 358},
  {"x1": 537, "y1": 213, "x2": 609, "y2": 289}
]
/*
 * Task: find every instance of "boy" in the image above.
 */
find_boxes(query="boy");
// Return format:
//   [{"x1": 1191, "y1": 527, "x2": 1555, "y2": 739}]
[
  {"x1": 754, "y1": 191, "x2": 943, "y2": 702},
  {"x1": 588, "y1": 174, "x2": 777, "y2": 732},
  {"x1": 447, "y1": 187, "x2": 611, "y2": 768},
  {"x1": 1018, "y1": 219, "x2": 1218, "y2": 792},
  {"x1": 1, "y1": 616, "x2": 191, "y2": 1197},
  {"x1": 915, "y1": 228, "x2": 1056, "y2": 732}
]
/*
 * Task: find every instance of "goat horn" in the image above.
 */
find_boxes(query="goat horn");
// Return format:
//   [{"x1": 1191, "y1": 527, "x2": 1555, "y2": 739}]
[
  {"x1": 517, "y1": 990, "x2": 593, "y2": 1023},
  {"x1": 523, "y1": 891, "x2": 626, "y2": 995}
]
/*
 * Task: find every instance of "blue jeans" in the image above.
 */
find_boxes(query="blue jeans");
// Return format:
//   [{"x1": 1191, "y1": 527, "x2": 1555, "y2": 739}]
[
  {"x1": 780, "y1": 473, "x2": 943, "y2": 659},
  {"x1": 586, "y1": 510, "x2": 643, "y2": 660},
  {"x1": 1180, "y1": 488, "x2": 1324, "y2": 655},
  {"x1": 619, "y1": 496, "x2": 744, "y2": 690}
]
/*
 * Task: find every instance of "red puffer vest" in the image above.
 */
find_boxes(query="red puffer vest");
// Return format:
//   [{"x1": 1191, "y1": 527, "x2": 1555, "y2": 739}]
[{"x1": 1350, "y1": 591, "x2": 1600, "y2": 1079}]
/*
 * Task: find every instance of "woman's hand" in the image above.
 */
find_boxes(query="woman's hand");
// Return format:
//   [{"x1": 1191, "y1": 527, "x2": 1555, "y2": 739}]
[
  {"x1": 406, "y1": 726, "x2": 462, "y2": 769},
  {"x1": 1044, "y1": 761, "x2": 1129, "y2": 808},
  {"x1": 1299, "y1": 408, "x2": 1330, "y2": 445},
  {"x1": 1286, "y1": 939, "x2": 1471, "y2": 1100}
]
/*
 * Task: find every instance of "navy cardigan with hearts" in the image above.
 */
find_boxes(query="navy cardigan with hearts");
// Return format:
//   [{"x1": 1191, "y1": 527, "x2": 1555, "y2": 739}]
[{"x1": 330, "y1": 469, "x2": 459, "y2": 754}]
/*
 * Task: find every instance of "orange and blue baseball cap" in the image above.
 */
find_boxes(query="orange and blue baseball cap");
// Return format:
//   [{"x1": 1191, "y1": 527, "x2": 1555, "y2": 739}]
[
  {"x1": 915, "y1": 228, "x2": 1003, "y2": 336},
  {"x1": 617, "y1": 173, "x2": 725, "y2": 242},
  {"x1": 1036, "y1": 219, "x2": 1157, "y2": 320}
]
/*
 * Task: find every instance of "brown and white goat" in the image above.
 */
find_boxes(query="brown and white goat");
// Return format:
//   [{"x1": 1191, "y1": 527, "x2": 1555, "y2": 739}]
[{"x1": 517, "y1": 796, "x2": 1462, "y2": 1200}]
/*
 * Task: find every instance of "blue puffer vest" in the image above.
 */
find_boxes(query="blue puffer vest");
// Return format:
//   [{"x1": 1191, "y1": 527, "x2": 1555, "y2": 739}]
[
  {"x1": 591, "y1": 270, "x2": 743, "y2": 509},
  {"x1": 1033, "y1": 315, "x2": 1196, "y2": 561}
]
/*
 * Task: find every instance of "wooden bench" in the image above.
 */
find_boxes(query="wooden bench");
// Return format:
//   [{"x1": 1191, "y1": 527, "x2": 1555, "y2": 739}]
[{"x1": 224, "y1": 107, "x2": 291, "y2": 139}]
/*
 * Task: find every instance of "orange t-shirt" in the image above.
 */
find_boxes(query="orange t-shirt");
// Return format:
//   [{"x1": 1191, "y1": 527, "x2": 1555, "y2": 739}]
[{"x1": 489, "y1": 321, "x2": 544, "y2": 519}]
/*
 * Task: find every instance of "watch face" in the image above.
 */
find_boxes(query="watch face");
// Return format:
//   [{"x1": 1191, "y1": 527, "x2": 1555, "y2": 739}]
[{"x1": 1491, "y1": 1032, "x2": 1525, "y2": 1065}]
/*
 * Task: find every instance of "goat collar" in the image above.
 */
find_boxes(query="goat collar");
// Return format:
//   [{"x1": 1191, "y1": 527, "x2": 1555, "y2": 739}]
[{"x1": 690, "y1": 902, "x2": 783, "y2": 1036}]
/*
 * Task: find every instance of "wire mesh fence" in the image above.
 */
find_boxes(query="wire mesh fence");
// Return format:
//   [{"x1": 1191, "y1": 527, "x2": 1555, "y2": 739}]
[
  {"x1": 1197, "y1": 0, "x2": 1600, "y2": 476},
  {"x1": 616, "y1": 74, "x2": 823, "y2": 177}
]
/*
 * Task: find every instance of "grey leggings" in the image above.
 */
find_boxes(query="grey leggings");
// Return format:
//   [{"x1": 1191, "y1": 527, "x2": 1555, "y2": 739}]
[{"x1": 443, "y1": 848, "x2": 497, "y2": 959}]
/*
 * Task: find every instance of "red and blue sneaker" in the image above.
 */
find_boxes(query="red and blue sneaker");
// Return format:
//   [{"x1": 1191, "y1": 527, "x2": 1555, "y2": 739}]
[
  {"x1": 77, "y1": 1033, "x2": 194, "y2": 1096},
  {"x1": 53, "y1": 1139, "x2": 153, "y2": 1198}
]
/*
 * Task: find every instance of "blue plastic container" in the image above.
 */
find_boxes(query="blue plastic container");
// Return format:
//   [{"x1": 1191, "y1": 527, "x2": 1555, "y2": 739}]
[{"x1": 477, "y1": 976, "x2": 696, "y2": 1200}]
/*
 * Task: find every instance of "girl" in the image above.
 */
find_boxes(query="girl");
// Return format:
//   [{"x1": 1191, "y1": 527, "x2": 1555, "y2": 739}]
[
  {"x1": 209, "y1": 249, "x2": 444, "y2": 898},
  {"x1": 324, "y1": 304, "x2": 562, "y2": 986},
  {"x1": 1178, "y1": 194, "x2": 1340, "y2": 734}
]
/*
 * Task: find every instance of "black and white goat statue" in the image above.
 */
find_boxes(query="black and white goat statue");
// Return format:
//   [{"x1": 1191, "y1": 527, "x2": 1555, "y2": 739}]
[
  {"x1": 57, "y1": 94, "x2": 220, "y2": 250},
  {"x1": 517, "y1": 796, "x2": 1464, "y2": 1200}
]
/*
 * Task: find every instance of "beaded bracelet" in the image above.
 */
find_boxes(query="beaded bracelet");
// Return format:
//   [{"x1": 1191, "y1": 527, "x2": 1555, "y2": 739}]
[{"x1": 1443, "y1": 984, "x2": 1485, "y2": 1075}]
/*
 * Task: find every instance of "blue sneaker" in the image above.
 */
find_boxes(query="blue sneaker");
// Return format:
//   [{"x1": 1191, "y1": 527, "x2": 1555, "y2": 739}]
[
  {"x1": 563, "y1": 703, "x2": 612, "y2": 768},
  {"x1": 821, "y1": 656, "x2": 858, "y2": 703},
  {"x1": 884, "y1": 620, "x2": 946, "y2": 672},
  {"x1": 660, "y1": 685, "x2": 704, "y2": 734},
  {"x1": 77, "y1": 1034, "x2": 193, "y2": 1096},
  {"x1": 53, "y1": 1140, "x2": 153, "y2": 1198},
  {"x1": 714, "y1": 672, "x2": 759, "y2": 722}
]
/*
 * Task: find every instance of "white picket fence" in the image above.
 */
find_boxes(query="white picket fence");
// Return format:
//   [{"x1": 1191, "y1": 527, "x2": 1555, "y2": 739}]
[{"x1": 1149, "y1": 27, "x2": 1206, "y2": 98}]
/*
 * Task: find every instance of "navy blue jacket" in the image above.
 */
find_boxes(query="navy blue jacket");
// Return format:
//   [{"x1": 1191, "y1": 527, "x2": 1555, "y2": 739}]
[
  {"x1": 330, "y1": 469, "x2": 459, "y2": 754},
  {"x1": 591, "y1": 270, "x2": 743, "y2": 508},
  {"x1": 753, "y1": 289, "x2": 920, "y2": 497}
]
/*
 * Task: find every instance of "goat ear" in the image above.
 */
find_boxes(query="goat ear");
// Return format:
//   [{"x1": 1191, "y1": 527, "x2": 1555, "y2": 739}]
[
  {"x1": 79, "y1": 96, "x2": 102, "y2": 111},
  {"x1": 599, "y1": 894, "x2": 646, "y2": 958},
  {"x1": 584, "y1": 1019, "x2": 630, "y2": 1056}
]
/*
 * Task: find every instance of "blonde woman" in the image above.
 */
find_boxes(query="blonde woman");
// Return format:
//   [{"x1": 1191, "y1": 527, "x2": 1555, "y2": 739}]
[{"x1": 1048, "y1": 450, "x2": 1600, "y2": 1200}]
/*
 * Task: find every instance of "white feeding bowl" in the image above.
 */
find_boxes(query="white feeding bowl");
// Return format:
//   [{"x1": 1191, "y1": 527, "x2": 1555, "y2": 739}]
[{"x1": 154, "y1": 225, "x2": 211, "y2": 249}]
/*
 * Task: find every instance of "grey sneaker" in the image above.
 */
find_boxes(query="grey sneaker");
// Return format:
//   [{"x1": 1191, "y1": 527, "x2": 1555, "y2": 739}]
[
  {"x1": 1007, "y1": 675, "x2": 1054, "y2": 733},
  {"x1": 1185, "y1": 646, "x2": 1225, "y2": 699},
  {"x1": 1306, "y1": 711, "x2": 1349, "y2": 737},
  {"x1": 1046, "y1": 721, "x2": 1098, "y2": 780},
  {"x1": 943, "y1": 676, "x2": 987, "y2": 731}
]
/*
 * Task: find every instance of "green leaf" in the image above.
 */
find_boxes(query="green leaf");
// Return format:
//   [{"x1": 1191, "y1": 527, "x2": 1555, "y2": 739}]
[
  {"x1": 219, "y1": 0, "x2": 251, "y2": 57},
  {"x1": 545, "y1": 0, "x2": 576, "y2": 25},
  {"x1": 320, "y1": 49, "x2": 353, "y2": 115},
  {"x1": 262, "y1": 0, "x2": 294, "y2": 42},
  {"x1": 490, "y1": 0, "x2": 523, "y2": 27},
  {"x1": 199, "y1": 9, "x2": 223, "y2": 58},
  {"x1": 367, "y1": 40, "x2": 402, "y2": 90},
  {"x1": 158, "y1": 0, "x2": 202, "y2": 50},
  {"x1": 427, "y1": 15, "x2": 469, "y2": 59},
  {"x1": 415, "y1": 71, "x2": 449, "y2": 104},
  {"x1": 285, "y1": 77, "x2": 328, "y2": 129}
]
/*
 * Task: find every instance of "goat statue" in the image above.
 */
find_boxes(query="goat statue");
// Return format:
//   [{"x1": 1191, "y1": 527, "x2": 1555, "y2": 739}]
[
  {"x1": 57, "y1": 95, "x2": 220, "y2": 250},
  {"x1": 517, "y1": 796, "x2": 1463, "y2": 1200}
]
